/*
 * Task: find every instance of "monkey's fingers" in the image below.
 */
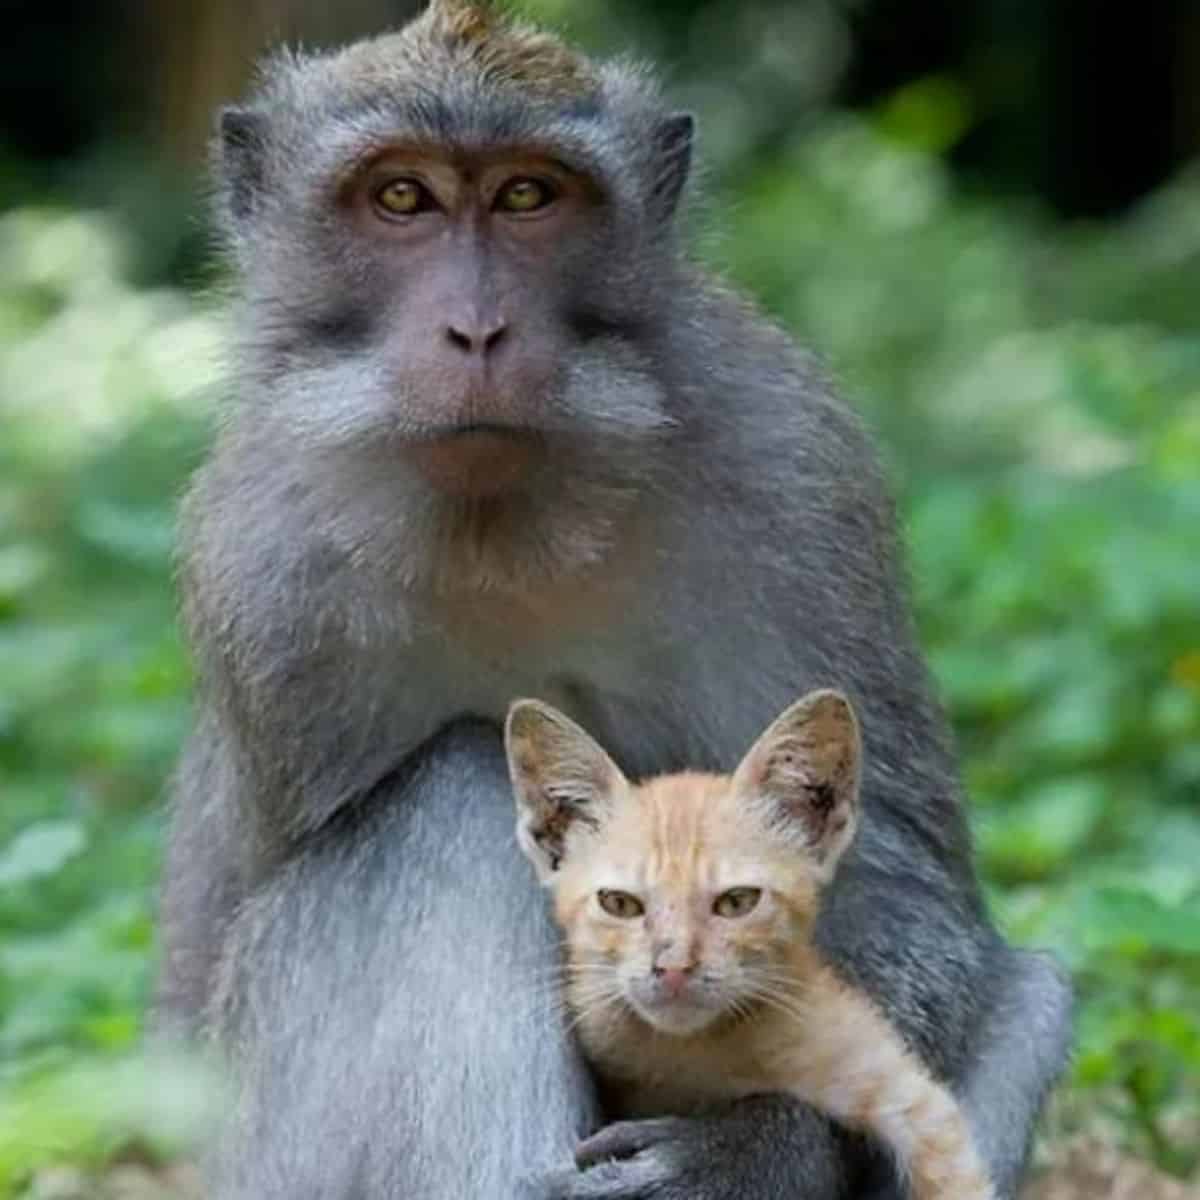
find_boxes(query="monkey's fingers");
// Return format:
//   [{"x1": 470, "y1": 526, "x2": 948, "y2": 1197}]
[
  {"x1": 575, "y1": 1117, "x2": 689, "y2": 1168},
  {"x1": 539, "y1": 1155, "x2": 668, "y2": 1199}
]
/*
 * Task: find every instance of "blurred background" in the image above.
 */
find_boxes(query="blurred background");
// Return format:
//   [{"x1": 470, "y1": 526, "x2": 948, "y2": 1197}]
[{"x1": 1, "y1": 1, "x2": 1198, "y2": 1196}]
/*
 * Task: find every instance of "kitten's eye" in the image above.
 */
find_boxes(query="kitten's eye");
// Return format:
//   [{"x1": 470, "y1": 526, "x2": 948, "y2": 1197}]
[
  {"x1": 598, "y1": 890, "x2": 644, "y2": 919},
  {"x1": 373, "y1": 177, "x2": 436, "y2": 219},
  {"x1": 495, "y1": 177, "x2": 556, "y2": 215},
  {"x1": 713, "y1": 888, "x2": 762, "y2": 918}
]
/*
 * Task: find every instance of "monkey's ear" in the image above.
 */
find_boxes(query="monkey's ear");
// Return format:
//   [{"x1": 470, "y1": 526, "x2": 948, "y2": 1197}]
[
  {"x1": 732, "y1": 690, "x2": 860, "y2": 882},
  {"x1": 215, "y1": 105, "x2": 270, "y2": 227},
  {"x1": 650, "y1": 112, "x2": 695, "y2": 222},
  {"x1": 505, "y1": 700, "x2": 625, "y2": 882}
]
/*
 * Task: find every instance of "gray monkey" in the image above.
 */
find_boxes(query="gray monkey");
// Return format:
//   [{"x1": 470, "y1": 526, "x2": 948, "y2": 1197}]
[{"x1": 159, "y1": 2, "x2": 1072, "y2": 1197}]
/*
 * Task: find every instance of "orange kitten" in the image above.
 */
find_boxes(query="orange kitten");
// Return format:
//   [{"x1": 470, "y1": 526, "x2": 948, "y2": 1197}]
[{"x1": 505, "y1": 690, "x2": 995, "y2": 1200}]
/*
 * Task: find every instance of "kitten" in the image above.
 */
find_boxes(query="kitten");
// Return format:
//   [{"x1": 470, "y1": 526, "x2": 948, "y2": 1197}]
[{"x1": 505, "y1": 690, "x2": 995, "y2": 1200}]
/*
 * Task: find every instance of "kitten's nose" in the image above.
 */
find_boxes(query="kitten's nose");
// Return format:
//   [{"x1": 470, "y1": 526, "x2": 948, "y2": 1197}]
[{"x1": 652, "y1": 965, "x2": 694, "y2": 998}]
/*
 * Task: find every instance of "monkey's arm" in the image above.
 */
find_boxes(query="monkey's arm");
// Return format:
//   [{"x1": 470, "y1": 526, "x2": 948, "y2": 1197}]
[
  {"x1": 205, "y1": 721, "x2": 599, "y2": 1200},
  {"x1": 156, "y1": 713, "x2": 247, "y2": 1036},
  {"x1": 951, "y1": 948, "x2": 1073, "y2": 1200}
]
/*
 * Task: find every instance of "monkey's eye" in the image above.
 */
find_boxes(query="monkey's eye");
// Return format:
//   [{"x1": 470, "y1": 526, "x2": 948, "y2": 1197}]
[
  {"x1": 495, "y1": 177, "x2": 556, "y2": 215},
  {"x1": 713, "y1": 888, "x2": 762, "y2": 918},
  {"x1": 373, "y1": 177, "x2": 436, "y2": 219},
  {"x1": 598, "y1": 890, "x2": 644, "y2": 919}
]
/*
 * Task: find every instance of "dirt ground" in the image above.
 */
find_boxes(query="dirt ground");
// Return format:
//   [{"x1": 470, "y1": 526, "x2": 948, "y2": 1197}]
[{"x1": 1024, "y1": 1138, "x2": 1200, "y2": 1200}]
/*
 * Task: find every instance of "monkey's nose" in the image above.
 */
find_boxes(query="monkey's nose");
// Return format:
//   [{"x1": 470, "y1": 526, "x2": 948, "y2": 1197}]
[{"x1": 445, "y1": 316, "x2": 508, "y2": 356}]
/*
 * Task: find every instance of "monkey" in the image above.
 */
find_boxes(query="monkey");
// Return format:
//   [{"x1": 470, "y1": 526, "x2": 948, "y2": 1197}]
[{"x1": 158, "y1": 1, "x2": 1073, "y2": 1197}]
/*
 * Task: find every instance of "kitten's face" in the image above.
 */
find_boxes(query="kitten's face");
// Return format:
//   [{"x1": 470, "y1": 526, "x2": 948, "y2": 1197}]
[
  {"x1": 507, "y1": 690, "x2": 860, "y2": 1039},
  {"x1": 553, "y1": 773, "x2": 822, "y2": 1037}
]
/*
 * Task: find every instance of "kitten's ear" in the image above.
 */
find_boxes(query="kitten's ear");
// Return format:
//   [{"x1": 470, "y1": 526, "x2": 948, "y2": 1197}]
[
  {"x1": 505, "y1": 700, "x2": 625, "y2": 882},
  {"x1": 732, "y1": 690, "x2": 861, "y2": 882}
]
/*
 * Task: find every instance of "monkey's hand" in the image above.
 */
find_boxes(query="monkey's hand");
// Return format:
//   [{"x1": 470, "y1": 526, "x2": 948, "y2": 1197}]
[{"x1": 538, "y1": 1096, "x2": 848, "y2": 1199}]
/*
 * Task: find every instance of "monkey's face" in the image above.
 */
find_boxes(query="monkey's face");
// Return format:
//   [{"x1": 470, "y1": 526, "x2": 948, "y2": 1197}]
[
  {"x1": 342, "y1": 149, "x2": 594, "y2": 499},
  {"x1": 214, "y1": 12, "x2": 695, "y2": 584},
  {"x1": 255, "y1": 140, "x2": 673, "y2": 504}
]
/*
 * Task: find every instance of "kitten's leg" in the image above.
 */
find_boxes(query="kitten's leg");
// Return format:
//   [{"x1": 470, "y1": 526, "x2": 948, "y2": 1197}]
[{"x1": 784, "y1": 969, "x2": 994, "y2": 1200}]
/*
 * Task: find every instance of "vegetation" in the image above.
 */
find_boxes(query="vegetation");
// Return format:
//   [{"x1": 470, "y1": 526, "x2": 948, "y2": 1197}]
[{"x1": 1, "y1": 73, "x2": 1198, "y2": 1200}]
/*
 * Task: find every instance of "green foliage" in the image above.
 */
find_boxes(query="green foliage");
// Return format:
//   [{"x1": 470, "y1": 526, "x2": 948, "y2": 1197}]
[
  {"x1": 0, "y1": 210, "x2": 218, "y2": 1195},
  {"x1": 1, "y1": 118, "x2": 1198, "y2": 1194}
]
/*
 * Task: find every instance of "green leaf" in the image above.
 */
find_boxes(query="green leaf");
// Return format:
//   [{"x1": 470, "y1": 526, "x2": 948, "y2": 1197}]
[
  {"x1": 0, "y1": 822, "x2": 87, "y2": 888},
  {"x1": 1080, "y1": 887, "x2": 1200, "y2": 958}
]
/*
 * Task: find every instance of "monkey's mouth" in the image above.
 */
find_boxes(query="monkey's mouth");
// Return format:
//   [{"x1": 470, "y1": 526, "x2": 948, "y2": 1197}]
[{"x1": 402, "y1": 423, "x2": 543, "y2": 499}]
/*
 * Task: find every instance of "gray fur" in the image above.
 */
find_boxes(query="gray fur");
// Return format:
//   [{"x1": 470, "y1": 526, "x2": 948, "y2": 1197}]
[
  {"x1": 207, "y1": 722, "x2": 598, "y2": 1198},
  {"x1": 161, "y1": 9, "x2": 1071, "y2": 1198}
]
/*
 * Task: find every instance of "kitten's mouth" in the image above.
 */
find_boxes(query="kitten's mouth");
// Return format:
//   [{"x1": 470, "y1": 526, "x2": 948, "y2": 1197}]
[{"x1": 629, "y1": 985, "x2": 724, "y2": 1037}]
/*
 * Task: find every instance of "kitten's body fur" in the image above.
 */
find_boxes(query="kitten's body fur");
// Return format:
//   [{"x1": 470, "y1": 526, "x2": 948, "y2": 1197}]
[{"x1": 507, "y1": 696, "x2": 995, "y2": 1200}]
